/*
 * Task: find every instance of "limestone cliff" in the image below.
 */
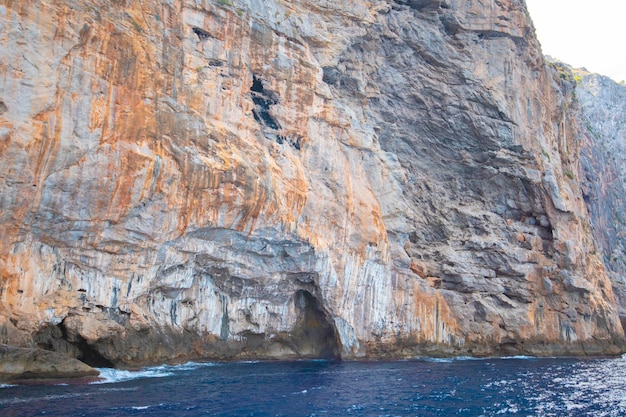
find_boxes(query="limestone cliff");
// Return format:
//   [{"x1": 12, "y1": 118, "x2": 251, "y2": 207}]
[
  {"x1": 574, "y1": 67, "x2": 626, "y2": 326},
  {"x1": 0, "y1": 0, "x2": 624, "y2": 366}
]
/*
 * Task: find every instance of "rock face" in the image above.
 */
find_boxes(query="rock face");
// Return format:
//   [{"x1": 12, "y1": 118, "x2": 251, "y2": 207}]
[
  {"x1": 0, "y1": 345, "x2": 99, "y2": 382},
  {"x1": 0, "y1": 0, "x2": 624, "y2": 366},
  {"x1": 574, "y1": 68, "x2": 626, "y2": 326}
]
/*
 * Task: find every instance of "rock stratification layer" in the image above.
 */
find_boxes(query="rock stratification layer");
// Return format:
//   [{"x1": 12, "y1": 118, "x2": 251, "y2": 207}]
[{"x1": 0, "y1": 0, "x2": 624, "y2": 365}]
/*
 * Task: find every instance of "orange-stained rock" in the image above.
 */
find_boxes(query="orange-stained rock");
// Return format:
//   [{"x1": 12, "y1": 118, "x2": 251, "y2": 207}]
[{"x1": 0, "y1": 0, "x2": 624, "y2": 365}]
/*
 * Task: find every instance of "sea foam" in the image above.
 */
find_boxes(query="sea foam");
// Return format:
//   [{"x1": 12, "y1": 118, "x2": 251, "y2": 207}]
[{"x1": 92, "y1": 361, "x2": 216, "y2": 384}]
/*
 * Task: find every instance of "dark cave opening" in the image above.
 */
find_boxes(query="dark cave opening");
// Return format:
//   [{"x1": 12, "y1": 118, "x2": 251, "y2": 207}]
[
  {"x1": 56, "y1": 322, "x2": 115, "y2": 368},
  {"x1": 291, "y1": 290, "x2": 340, "y2": 359},
  {"x1": 249, "y1": 74, "x2": 301, "y2": 150},
  {"x1": 74, "y1": 339, "x2": 115, "y2": 368},
  {"x1": 250, "y1": 75, "x2": 280, "y2": 130},
  {"x1": 192, "y1": 27, "x2": 211, "y2": 41},
  {"x1": 33, "y1": 322, "x2": 115, "y2": 368},
  {"x1": 250, "y1": 75, "x2": 265, "y2": 94}
]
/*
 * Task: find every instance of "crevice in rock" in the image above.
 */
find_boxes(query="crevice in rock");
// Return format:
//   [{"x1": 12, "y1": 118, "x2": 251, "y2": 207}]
[
  {"x1": 0, "y1": 101, "x2": 7, "y2": 115},
  {"x1": 393, "y1": 0, "x2": 443, "y2": 11},
  {"x1": 276, "y1": 134, "x2": 301, "y2": 150}
]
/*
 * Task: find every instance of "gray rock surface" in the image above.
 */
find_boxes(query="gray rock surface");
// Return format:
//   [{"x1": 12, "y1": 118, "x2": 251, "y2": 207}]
[{"x1": 575, "y1": 67, "x2": 626, "y2": 325}]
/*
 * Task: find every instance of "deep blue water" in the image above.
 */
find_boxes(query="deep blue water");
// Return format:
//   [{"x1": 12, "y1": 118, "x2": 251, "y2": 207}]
[{"x1": 2, "y1": 355, "x2": 626, "y2": 416}]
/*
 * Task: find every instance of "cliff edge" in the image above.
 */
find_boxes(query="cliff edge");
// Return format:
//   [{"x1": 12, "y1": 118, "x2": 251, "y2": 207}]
[{"x1": 574, "y1": 67, "x2": 626, "y2": 329}]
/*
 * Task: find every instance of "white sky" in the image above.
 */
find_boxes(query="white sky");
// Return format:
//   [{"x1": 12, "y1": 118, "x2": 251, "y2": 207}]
[{"x1": 525, "y1": 0, "x2": 626, "y2": 82}]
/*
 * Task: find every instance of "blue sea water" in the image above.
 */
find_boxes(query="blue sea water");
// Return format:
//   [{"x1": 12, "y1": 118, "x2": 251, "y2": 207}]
[{"x1": 2, "y1": 355, "x2": 626, "y2": 416}]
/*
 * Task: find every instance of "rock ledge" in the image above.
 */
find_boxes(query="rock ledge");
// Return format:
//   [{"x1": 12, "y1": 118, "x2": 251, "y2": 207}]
[{"x1": 0, "y1": 345, "x2": 99, "y2": 383}]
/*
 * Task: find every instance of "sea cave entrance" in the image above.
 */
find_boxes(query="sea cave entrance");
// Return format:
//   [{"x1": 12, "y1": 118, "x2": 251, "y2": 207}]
[{"x1": 290, "y1": 290, "x2": 340, "y2": 359}]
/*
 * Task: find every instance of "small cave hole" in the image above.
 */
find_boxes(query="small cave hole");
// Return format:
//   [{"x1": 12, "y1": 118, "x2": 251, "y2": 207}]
[
  {"x1": 250, "y1": 74, "x2": 280, "y2": 130},
  {"x1": 322, "y1": 67, "x2": 339, "y2": 86},
  {"x1": 250, "y1": 75, "x2": 265, "y2": 94},
  {"x1": 192, "y1": 27, "x2": 211, "y2": 41},
  {"x1": 249, "y1": 75, "x2": 301, "y2": 150}
]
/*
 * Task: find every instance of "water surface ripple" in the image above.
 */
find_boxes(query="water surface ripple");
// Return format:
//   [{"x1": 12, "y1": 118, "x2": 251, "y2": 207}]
[{"x1": 2, "y1": 356, "x2": 625, "y2": 416}]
